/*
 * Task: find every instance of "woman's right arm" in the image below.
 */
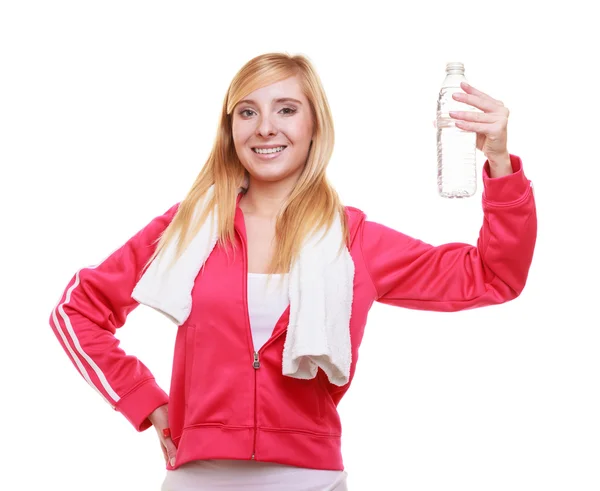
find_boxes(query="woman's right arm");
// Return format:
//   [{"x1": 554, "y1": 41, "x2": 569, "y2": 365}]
[{"x1": 48, "y1": 202, "x2": 180, "y2": 432}]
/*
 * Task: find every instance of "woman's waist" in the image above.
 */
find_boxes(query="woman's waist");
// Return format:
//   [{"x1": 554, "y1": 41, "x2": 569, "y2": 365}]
[{"x1": 163, "y1": 459, "x2": 347, "y2": 489}]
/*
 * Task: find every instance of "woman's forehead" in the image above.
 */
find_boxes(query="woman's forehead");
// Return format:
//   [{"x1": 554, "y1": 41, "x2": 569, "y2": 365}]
[{"x1": 241, "y1": 76, "x2": 305, "y2": 103}]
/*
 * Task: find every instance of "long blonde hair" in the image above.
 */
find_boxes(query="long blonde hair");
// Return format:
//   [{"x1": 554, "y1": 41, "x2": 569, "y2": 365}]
[{"x1": 142, "y1": 52, "x2": 349, "y2": 276}]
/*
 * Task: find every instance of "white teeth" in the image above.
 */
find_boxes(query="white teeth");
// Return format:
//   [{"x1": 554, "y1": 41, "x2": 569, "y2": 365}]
[{"x1": 253, "y1": 146, "x2": 286, "y2": 154}]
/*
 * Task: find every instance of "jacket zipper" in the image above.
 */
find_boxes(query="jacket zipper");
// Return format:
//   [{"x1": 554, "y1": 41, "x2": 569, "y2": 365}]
[
  {"x1": 250, "y1": 333, "x2": 287, "y2": 460},
  {"x1": 249, "y1": 311, "x2": 289, "y2": 460},
  {"x1": 252, "y1": 350, "x2": 259, "y2": 460},
  {"x1": 237, "y1": 224, "x2": 289, "y2": 461},
  {"x1": 238, "y1": 226, "x2": 263, "y2": 461}
]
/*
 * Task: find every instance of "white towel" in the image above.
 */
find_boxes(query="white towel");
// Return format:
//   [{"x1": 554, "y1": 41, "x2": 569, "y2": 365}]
[{"x1": 131, "y1": 186, "x2": 355, "y2": 386}]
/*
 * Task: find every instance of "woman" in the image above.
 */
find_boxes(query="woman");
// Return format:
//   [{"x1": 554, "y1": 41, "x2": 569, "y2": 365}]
[{"x1": 49, "y1": 52, "x2": 537, "y2": 491}]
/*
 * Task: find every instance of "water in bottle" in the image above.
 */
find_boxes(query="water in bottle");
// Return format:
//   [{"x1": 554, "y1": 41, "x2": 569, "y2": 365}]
[{"x1": 436, "y1": 62, "x2": 478, "y2": 198}]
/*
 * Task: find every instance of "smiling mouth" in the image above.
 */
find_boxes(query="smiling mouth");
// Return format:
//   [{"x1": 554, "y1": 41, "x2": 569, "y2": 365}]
[{"x1": 252, "y1": 146, "x2": 287, "y2": 154}]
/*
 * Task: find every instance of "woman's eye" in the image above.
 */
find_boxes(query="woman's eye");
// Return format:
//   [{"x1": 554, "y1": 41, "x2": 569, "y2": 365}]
[{"x1": 238, "y1": 107, "x2": 296, "y2": 117}]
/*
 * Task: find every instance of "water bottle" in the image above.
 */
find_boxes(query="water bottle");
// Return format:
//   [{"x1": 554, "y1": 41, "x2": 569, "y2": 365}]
[{"x1": 436, "y1": 62, "x2": 478, "y2": 198}]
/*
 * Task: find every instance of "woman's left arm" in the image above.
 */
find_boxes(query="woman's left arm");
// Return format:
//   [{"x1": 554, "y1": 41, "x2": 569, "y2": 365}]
[{"x1": 361, "y1": 153, "x2": 536, "y2": 311}]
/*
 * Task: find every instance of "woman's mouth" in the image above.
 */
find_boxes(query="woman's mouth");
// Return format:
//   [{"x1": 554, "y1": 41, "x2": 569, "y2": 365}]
[{"x1": 251, "y1": 146, "x2": 287, "y2": 159}]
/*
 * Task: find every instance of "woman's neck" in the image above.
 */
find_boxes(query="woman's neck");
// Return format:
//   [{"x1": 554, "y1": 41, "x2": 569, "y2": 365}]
[{"x1": 240, "y1": 178, "x2": 295, "y2": 218}]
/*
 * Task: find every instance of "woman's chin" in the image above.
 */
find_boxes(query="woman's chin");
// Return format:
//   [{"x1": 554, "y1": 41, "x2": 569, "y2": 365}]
[
  {"x1": 251, "y1": 172, "x2": 290, "y2": 183},
  {"x1": 247, "y1": 167, "x2": 302, "y2": 184}
]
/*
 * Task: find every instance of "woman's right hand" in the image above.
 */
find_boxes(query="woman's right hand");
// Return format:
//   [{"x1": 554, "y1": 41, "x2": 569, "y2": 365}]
[{"x1": 148, "y1": 403, "x2": 177, "y2": 467}]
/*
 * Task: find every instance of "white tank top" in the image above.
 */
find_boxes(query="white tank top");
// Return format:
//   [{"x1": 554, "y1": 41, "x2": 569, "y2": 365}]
[
  {"x1": 247, "y1": 272, "x2": 290, "y2": 351},
  {"x1": 162, "y1": 274, "x2": 348, "y2": 491}
]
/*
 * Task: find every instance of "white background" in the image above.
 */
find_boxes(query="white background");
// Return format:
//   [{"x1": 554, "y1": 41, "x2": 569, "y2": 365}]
[{"x1": 1, "y1": 1, "x2": 599, "y2": 490}]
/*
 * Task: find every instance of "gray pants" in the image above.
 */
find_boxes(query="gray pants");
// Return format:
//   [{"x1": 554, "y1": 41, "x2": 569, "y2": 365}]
[{"x1": 160, "y1": 466, "x2": 349, "y2": 491}]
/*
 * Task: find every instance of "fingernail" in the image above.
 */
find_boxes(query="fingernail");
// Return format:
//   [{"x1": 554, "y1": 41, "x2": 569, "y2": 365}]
[{"x1": 170, "y1": 457, "x2": 175, "y2": 466}]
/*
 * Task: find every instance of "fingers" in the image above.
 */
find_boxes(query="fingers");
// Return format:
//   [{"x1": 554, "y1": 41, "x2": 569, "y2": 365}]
[
  {"x1": 434, "y1": 80, "x2": 509, "y2": 131},
  {"x1": 160, "y1": 441, "x2": 168, "y2": 463},
  {"x1": 461, "y1": 81, "x2": 505, "y2": 107},
  {"x1": 155, "y1": 426, "x2": 169, "y2": 465},
  {"x1": 154, "y1": 423, "x2": 177, "y2": 467},
  {"x1": 454, "y1": 118, "x2": 507, "y2": 134},
  {"x1": 448, "y1": 111, "x2": 495, "y2": 123},
  {"x1": 163, "y1": 435, "x2": 178, "y2": 467},
  {"x1": 455, "y1": 82, "x2": 508, "y2": 115},
  {"x1": 453, "y1": 91, "x2": 497, "y2": 113},
  {"x1": 460, "y1": 81, "x2": 497, "y2": 102},
  {"x1": 449, "y1": 107, "x2": 508, "y2": 134}
]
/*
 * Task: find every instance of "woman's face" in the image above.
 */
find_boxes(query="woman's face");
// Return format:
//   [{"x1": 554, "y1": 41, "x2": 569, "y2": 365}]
[{"x1": 232, "y1": 75, "x2": 314, "y2": 185}]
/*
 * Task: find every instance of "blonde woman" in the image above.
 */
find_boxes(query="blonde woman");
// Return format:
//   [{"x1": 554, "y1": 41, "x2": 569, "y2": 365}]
[{"x1": 49, "y1": 52, "x2": 537, "y2": 491}]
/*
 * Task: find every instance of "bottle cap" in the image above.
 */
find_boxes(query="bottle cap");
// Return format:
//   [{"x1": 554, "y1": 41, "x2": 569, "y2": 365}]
[{"x1": 446, "y1": 62, "x2": 465, "y2": 72}]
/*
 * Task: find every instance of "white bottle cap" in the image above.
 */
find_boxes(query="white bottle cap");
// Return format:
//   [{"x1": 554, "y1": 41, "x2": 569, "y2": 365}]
[{"x1": 446, "y1": 62, "x2": 465, "y2": 72}]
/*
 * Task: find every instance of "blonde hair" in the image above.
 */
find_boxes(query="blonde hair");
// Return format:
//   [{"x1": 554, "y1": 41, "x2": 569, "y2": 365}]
[{"x1": 143, "y1": 52, "x2": 349, "y2": 277}]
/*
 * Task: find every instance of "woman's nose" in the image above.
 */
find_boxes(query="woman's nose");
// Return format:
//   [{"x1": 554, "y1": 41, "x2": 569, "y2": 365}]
[{"x1": 256, "y1": 115, "x2": 277, "y2": 136}]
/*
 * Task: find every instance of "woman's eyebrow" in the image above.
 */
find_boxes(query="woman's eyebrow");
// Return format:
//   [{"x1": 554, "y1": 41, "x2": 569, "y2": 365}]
[{"x1": 237, "y1": 97, "x2": 303, "y2": 106}]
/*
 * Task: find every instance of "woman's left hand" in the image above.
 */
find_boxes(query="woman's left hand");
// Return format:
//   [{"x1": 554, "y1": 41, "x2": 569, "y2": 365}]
[{"x1": 449, "y1": 81, "x2": 510, "y2": 164}]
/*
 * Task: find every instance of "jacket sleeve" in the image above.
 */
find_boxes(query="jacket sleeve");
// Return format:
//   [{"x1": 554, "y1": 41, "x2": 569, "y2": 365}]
[
  {"x1": 361, "y1": 154, "x2": 536, "y2": 311},
  {"x1": 49, "y1": 202, "x2": 180, "y2": 431}
]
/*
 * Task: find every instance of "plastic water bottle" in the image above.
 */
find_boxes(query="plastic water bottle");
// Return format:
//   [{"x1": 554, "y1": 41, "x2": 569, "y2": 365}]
[{"x1": 436, "y1": 62, "x2": 477, "y2": 198}]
